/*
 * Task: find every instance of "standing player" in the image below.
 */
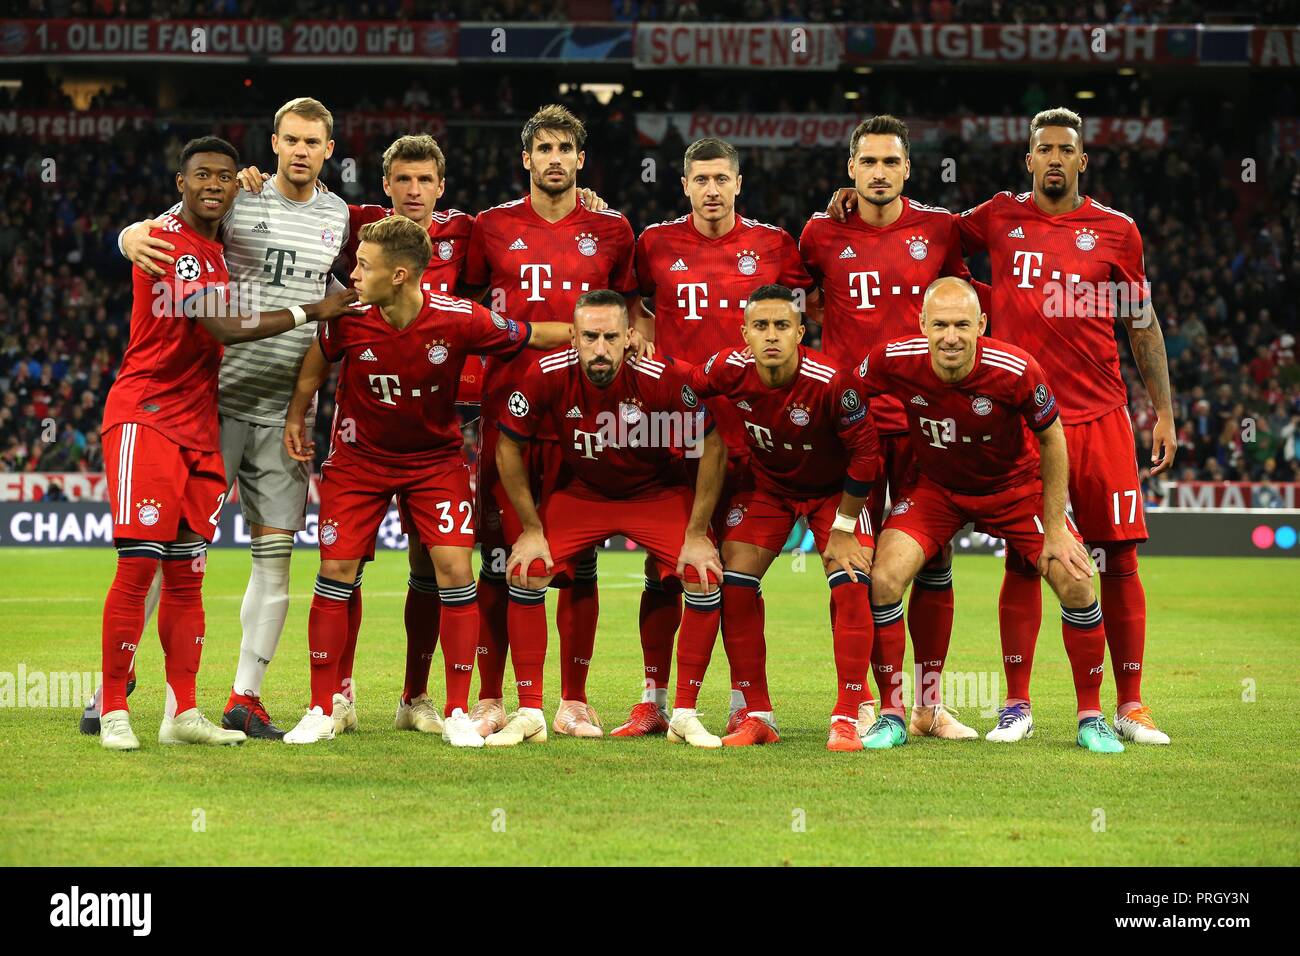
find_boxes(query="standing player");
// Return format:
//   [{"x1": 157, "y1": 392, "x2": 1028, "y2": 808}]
[
  {"x1": 116, "y1": 98, "x2": 353, "y2": 739},
  {"x1": 955, "y1": 109, "x2": 1175, "y2": 744},
  {"x1": 800, "y1": 115, "x2": 979, "y2": 741},
  {"x1": 463, "y1": 105, "x2": 638, "y2": 739},
  {"x1": 490, "y1": 290, "x2": 727, "y2": 747},
  {"x1": 278, "y1": 216, "x2": 573, "y2": 745},
  {"x1": 98, "y1": 136, "x2": 361, "y2": 750},
  {"x1": 858, "y1": 278, "x2": 1124, "y2": 753},
  {"x1": 686, "y1": 285, "x2": 880, "y2": 751},
  {"x1": 625, "y1": 137, "x2": 815, "y2": 737}
]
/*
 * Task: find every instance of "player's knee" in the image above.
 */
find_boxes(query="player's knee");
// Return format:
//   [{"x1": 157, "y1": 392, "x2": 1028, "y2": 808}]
[
  {"x1": 681, "y1": 565, "x2": 720, "y2": 592},
  {"x1": 1097, "y1": 541, "x2": 1139, "y2": 577},
  {"x1": 320, "y1": 558, "x2": 359, "y2": 583},
  {"x1": 870, "y1": 563, "x2": 906, "y2": 605},
  {"x1": 509, "y1": 558, "x2": 554, "y2": 591},
  {"x1": 1054, "y1": 573, "x2": 1096, "y2": 609},
  {"x1": 407, "y1": 543, "x2": 436, "y2": 576}
]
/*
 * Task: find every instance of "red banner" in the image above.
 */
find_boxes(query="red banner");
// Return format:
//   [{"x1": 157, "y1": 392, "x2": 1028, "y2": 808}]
[
  {"x1": 0, "y1": 20, "x2": 456, "y2": 62},
  {"x1": 841, "y1": 23, "x2": 1200, "y2": 66}
]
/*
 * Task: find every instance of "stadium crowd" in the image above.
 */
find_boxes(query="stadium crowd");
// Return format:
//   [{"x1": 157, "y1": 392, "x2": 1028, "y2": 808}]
[
  {"x1": 15, "y1": 0, "x2": 1299, "y2": 24},
  {"x1": 2, "y1": 77, "x2": 1297, "y2": 501}
]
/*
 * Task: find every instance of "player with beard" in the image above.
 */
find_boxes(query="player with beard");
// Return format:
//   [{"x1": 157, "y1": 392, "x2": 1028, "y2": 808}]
[
  {"x1": 463, "y1": 105, "x2": 640, "y2": 740},
  {"x1": 800, "y1": 115, "x2": 982, "y2": 742},
  {"x1": 624, "y1": 137, "x2": 815, "y2": 738},
  {"x1": 954, "y1": 109, "x2": 1174, "y2": 746}
]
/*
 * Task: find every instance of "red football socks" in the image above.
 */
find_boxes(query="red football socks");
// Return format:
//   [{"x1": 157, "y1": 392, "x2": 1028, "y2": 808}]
[
  {"x1": 437, "y1": 583, "x2": 479, "y2": 716},
  {"x1": 557, "y1": 553, "x2": 598, "y2": 703},
  {"x1": 1061, "y1": 601, "x2": 1107, "y2": 716},
  {"x1": 829, "y1": 571, "x2": 873, "y2": 720},
  {"x1": 869, "y1": 599, "x2": 907, "y2": 717},
  {"x1": 403, "y1": 574, "x2": 441, "y2": 703},
  {"x1": 673, "y1": 589, "x2": 721, "y2": 709},
  {"x1": 998, "y1": 551, "x2": 1042, "y2": 705},
  {"x1": 908, "y1": 564, "x2": 954, "y2": 708},
  {"x1": 641, "y1": 575, "x2": 682, "y2": 695},
  {"x1": 308, "y1": 574, "x2": 354, "y2": 713},
  {"x1": 1098, "y1": 542, "x2": 1146, "y2": 710},
  {"x1": 158, "y1": 542, "x2": 207, "y2": 716},
  {"x1": 721, "y1": 572, "x2": 771, "y2": 712},
  {"x1": 476, "y1": 571, "x2": 509, "y2": 700},
  {"x1": 101, "y1": 550, "x2": 158, "y2": 713},
  {"x1": 507, "y1": 583, "x2": 548, "y2": 709}
]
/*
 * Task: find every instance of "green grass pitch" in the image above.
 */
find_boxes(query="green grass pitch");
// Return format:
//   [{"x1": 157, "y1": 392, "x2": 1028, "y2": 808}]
[{"x1": 0, "y1": 547, "x2": 1295, "y2": 866}]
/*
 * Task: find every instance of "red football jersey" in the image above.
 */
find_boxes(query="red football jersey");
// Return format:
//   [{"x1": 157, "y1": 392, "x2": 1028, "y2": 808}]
[
  {"x1": 688, "y1": 346, "x2": 879, "y2": 500},
  {"x1": 499, "y1": 352, "x2": 709, "y2": 500},
  {"x1": 799, "y1": 198, "x2": 971, "y2": 435},
  {"x1": 636, "y1": 213, "x2": 813, "y2": 457},
  {"x1": 857, "y1": 335, "x2": 1059, "y2": 495},
  {"x1": 464, "y1": 196, "x2": 637, "y2": 426},
  {"x1": 344, "y1": 205, "x2": 474, "y2": 295},
  {"x1": 345, "y1": 204, "x2": 482, "y2": 404},
  {"x1": 956, "y1": 191, "x2": 1147, "y2": 425},
  {"x1": 318, "y1": 292, "x2": 530, "y2": 469},
  {"x1": 102, "y1": 213, "x2": 228, "y2": 452}
]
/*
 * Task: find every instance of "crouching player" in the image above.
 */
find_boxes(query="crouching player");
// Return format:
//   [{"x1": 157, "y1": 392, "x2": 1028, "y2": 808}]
[
  {"x1": 280, "y1": 215, "x2": 572, "y2": 746},
  {"x1": 858, "y1": 277, "x2": 1123, "y2": 752},
  {"x1": 687, "y1": 284, "x2": 881, "y2": 751},
  {"x1": 494, "y1": 289, "x2": 727, "y2": 747}
]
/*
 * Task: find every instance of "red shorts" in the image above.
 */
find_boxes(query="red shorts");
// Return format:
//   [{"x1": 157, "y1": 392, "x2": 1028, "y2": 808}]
[
  {"x1": 1064, "y1": 406, "x2": 1148, "y2": 544},
  {"x1": 721, "y1": 487, "x2": 874, "y2": 554},
  {"x1": 884, "y1": 474, "x2": 1081, "y2": 566},
  {"x1": 865, "y1": 431, "x2": 918, "y2": 535},
  {"x1": 476, "y1": 419, "x2": 567, "y2": 574},
  {"x1": 400, "y1": 409, "x2": 477, "y2": 542},
  {"x1": 104, "y1": 423, "x2": 226, "y2": 543},
  {"x1": 684, "y1": 452, "x2": 754, "y2": 541},
  {"x1": 520, "y1": 485, "x2": 715, "y2": 586},
  {"x1": 319, "y1": 453, "x2": 475, "y2": 560}
]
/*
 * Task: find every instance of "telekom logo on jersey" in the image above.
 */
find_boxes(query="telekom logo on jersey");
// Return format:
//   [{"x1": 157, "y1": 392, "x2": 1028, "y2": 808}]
[{"x1": 368, "y1": 374, "x2": 437, "y2": 405}]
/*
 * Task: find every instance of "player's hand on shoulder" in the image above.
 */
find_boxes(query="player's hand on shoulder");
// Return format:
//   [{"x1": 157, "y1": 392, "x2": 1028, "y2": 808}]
[
  {"x1": 236, "y1": 166, "x2": 270, "y2": 193},
  {"x1": 826, "y1": 187, "x2": 857, "y2": 223},
  {"x1": 507, "y1": 530, "x2": 553, "y2": 590},
  {"x1": 823, "y1": 529, "x2": 873, "y2": 580},
  {"x1": 1038, "y1": 525, "x2": 1093, "y2": 581},
  {"x1": 627, "y1": 327, "x2": 655, "y2": 362},
  {"x1": 308, "y1": 286, "x2": 366, "y2": 322},
  {"x1": 126, "y1": 218, "x2": 176, "y2": 277},
  {"x1": 577, "y1": 187, "x2": 607, "y2": 211}
]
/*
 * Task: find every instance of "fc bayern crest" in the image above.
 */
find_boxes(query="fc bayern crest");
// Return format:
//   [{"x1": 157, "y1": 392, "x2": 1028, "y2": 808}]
[
  {"x1": 137, "y1": 501, "x2": 160, "y2": 526},
  {"x1": 320, "y1": 522, "x2": 338, "y2": 546},
  {"x1": 789, "y1": 406, "x2": 810, "y2": 427},
  {"x1": 1075, "y1": 228, "x2": 1098, "y2": 252},
  {"x1": 906, "y1": 236, "x2": 930, "y2": 261},
  {"x1": 890, "y1": 499, "x2": 911, "y2": 517},
  {"x1": 428, "y1": 345, "x2": 448, "y2": 365},
  {"x1": 737, "y1": 251, "x2": 758, "y2": 276},
  {"x1": 321, "y1": 227, "x2": 336, "y2": 248},
  {"x1": 620, "y1": 402, "x2": 642, "y2": 425},
  {"x1": 437, "y1": 240, "x2": 454, "y2": 261},
  {"x1": 175, "y1": 254, "x2": 201, "y2": 281},
  {"x1": 726, "y1": 507, "x2": 744, "y2": 527},
  {"x1": 576, "y1": 233, "x2": 598, "y2": 257},
  {"x1": 971, "y1": 395, "x2": 993, "y2": 416}
]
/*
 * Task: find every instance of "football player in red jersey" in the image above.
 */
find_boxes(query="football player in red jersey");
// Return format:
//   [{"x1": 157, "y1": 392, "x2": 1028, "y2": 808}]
[
  {"x1": 858, "y1": 278, "x2": 1125, "y2": 753},
  {"x1": 488, "y1": 290, "x2": 727, "y2": 747},
  {"x1": 687, "y1": 285, "x2": 880, "y2": 751},
  {"x1": 462, "y1": 105, "x2": 640, "y2": 739},
  {"x1": 279, "y1": 216, "x2": 573, "y2": 746},
  {"x1": 800, "y1": 115, "x2": 982, "y2": 742},
  {"x1": 98, "y1": 137, "x2": 363, "y2": 751},
  {"x1": 955, "y1": 109, "x2": 1175, "y2": 745},
  {"x1": 624, "y1": 137, "x2": 816, "y2": 738}
]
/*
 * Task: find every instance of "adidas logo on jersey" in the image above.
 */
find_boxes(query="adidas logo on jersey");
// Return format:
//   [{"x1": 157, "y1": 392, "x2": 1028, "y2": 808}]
[
  {"x1": 359, "y1": 348, "x2": 378, "y2": 362},
  {"x1": 736, "y1": 400, "x2": 753, "y2": 411},
  {"x1": 839, "y1": 246, "x2": 856, "y2": 259},
  {"x1": 1007, "y1": 226, "x2": 1025, "y2": 239},
  {"x1": 565, "y1": 406, "x2": 583, "y2": 418},
  {"x1": 509, "y1": 238, "x2": 528, "y2": 250},
  {"x1": 910, "y1": 394, "x2": 929, "y2": 406},
  {"x1": 252, "y1": 221, "x2": 270, "y2": 234},
  {"x1": 669, "y1": 258, "x2": 688, "y2": 272}
]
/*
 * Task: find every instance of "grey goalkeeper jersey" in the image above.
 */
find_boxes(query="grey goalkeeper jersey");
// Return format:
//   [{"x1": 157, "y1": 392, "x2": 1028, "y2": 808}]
[{"x1": 143, "y1": 182, "x2": 350, "y2": 426}]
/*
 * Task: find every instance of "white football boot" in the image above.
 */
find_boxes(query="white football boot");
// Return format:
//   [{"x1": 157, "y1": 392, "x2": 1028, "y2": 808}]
[
  {"x1": 395, "y1": 694, "x2": 444, "y2": 734},
  {"x1": 332, "y1": 693, "x2": 358, "y2": 735},
  {"x1": 159, "y1": 708, "x2": 247, "y2": 746},
  {"x1": 484, "y1": 708, "x2": 547, "y2": 747},
  {"x1": 442, "y1": 708, "x2": 486, "y2": 748},
  {"x1": 100, "y1": 709, "x2": 140, "y2": 751},
  {"x1": 284, "y1": 705, "x2": 337, "y2": 745},
  {"x1": 666, "y1": 709, "x2": 722, "y2": 749},
  {"x1": 1113, "y1": 705, "x2": 1171, "y2": 745},
  {"x1": 985, "y1": 704, "x2": 1034, "y2": 742}
]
